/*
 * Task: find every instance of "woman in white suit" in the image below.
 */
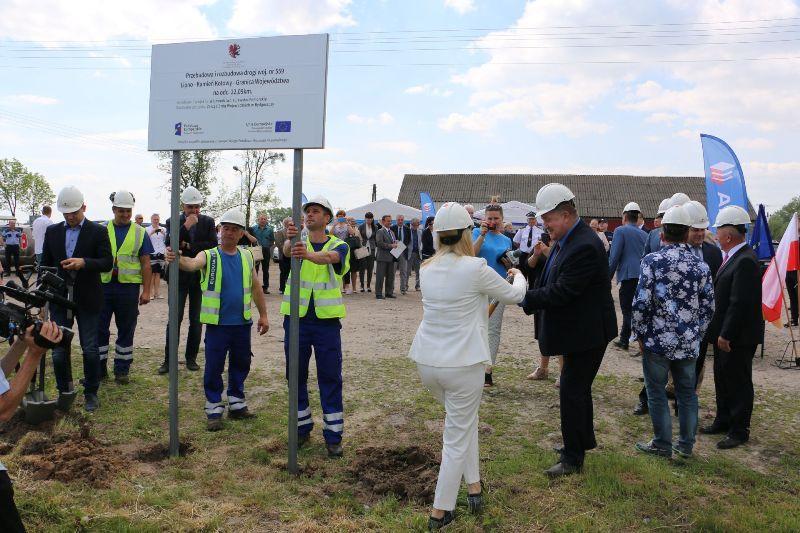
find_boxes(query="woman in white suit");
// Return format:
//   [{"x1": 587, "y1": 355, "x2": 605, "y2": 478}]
[{"x1": 409, "y1": 202, "x2": 526, "y2": 530}]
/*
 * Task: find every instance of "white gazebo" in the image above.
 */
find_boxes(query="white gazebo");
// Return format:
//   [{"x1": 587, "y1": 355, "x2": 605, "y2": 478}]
[
  {"x1": 474, "y1": 200, "x2": 539, "y2": 226},
  {"x1": 346, "y1": 198, "x2": 422, "y2": 222}
]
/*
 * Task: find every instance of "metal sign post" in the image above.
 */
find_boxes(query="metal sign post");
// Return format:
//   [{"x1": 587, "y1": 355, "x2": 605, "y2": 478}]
[
  {"x1": 168, "y1": 150, "x2": 181, "y2": 457},
  {"x1": 287, "y1": 148, "x2": 303, "y2": 474}
]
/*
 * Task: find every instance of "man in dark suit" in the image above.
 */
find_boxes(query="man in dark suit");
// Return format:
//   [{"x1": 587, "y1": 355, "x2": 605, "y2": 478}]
[
  {"x1": 522, "y1": 183, "x2": 617, "y2": 477},
  {"x1": 685, "y1": 201, "x2": 723, "y2": 390},
  {"x1": 701, "y1": 206, "x2": 762, "y2": 449},
  {"x1": 375, "y1": 215, "x2": 398, "y2": 299},
  {"x1": 158, "y1": 186, "x2": 217, "y2": 374},
  {"x1": 41, "y1": 185, "x2": 113, "y2": 412},
  {"x1": 358, "y1": 212, "x2": 380, "y2": 292},
  {"x1": 391, "y1": 214, "x2": 412, "y2": 294}
]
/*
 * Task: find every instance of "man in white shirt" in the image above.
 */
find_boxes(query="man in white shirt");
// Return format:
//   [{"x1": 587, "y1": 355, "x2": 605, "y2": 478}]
[
  {"x1": 32, "y1": 205, "x2": 54, "y2": 264},
  {"x1": 513, "y1": 211, "x2": 543, "y2": 280},
  {"x1": 147, "y1": 213, "x2": 167, "y2": 299}
]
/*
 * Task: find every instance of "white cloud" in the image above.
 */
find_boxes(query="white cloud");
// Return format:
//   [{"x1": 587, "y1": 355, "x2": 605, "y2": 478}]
[
  {"x1": 369, "y1": 141, "x2": 419, "y2": 155},
  {"x1": 444, "y1": 0, "x2": 476, "y2": 15},
  {"x1": 228, "y1": 0, "x2": 356, "y2": 35},
  {"x1": 1, "y1": 94, "x2": 59, "y2": 106},
  {"x1": 404, "y1": 84, "x2": 454, "y2": 97},
  {"x1": 346, "y1": 112, "x2": 394, "y2": 125},
  {"x1": 735, "y1": 138, "x2": 774, "y2": 151},
  {"x1": 0, "y1": 0, "x2": 217, "y2": 43},
  {"x1": 743, "y1": 161, "x2": 800, "y2": 211}
]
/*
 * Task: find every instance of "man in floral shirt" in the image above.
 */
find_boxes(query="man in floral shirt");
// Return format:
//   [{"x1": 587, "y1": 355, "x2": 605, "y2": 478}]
[{"x1": 631, "y1": 205, "x2": 714, "y2": 458}]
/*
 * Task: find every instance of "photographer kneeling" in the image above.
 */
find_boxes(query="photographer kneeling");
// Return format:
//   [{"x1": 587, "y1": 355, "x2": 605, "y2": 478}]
[{"x1": 0, "y1": 321, "x2": 63, "y2": 532}]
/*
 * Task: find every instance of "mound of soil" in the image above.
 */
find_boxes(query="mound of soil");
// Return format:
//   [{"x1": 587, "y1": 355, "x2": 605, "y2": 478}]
[
  {"x1": 134, "y1": 441, "x2": 194, "y2": 462},
  {"x1": 19, "y1": 434, "x2": 126, "y2": 488},
  {"x1": 346, "y1": 445, "x2": 439, "y2": 503},
  {"x1": 0, "y1": 410, "x2": 62, "y2": 447}
]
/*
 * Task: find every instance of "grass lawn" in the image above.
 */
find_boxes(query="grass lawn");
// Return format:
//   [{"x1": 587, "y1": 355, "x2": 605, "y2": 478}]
[{"x1": 3, "y1": 346, "x2": 800, "y2": 532}]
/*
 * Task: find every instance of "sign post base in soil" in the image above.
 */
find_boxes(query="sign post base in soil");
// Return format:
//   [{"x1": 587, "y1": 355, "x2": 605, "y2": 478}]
[
  {"x1": 288, "y1": 148, "x2": 303, "y2": 475},
  {"x1": 168, "y1": 150, "x2": 181, "y2": 458}
]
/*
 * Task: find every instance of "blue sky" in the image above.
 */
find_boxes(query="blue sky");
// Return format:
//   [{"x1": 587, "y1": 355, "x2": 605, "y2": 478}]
[{"x1": 1, "y1": 0, "x2": 799, "y2": 220}]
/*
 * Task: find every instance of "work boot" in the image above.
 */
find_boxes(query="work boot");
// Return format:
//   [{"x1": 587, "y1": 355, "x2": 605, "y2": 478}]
[
  {"x1": 614, "y1": 340, "x2": 629, "y2": 351},
  {"x1": 633, "y1": 401, "x2": 648, "y2": 415},
  {"x1": 157, "y1": 363, "x2": 169, "y2": 375},
  {"x1": 544, "y1": 461, "x2": 582, "y2": 478},
  {"x1": 114, "y1": 374, "x2": 130, "y2": 385},
  {"x1": 298, "y1": 433, "x2": 310, "y2": 448},
  {"x1": 84, "y1": 394, "x2": 100, "y2": 413},
  {"x1": 717, "y1": 436, "x2": 747, "y2": 449},
  {"x1": 186, "y1": 360, "x2": 200, "y2": 371},
  {"x1": 207, "y1": 418, "x2": 224, "y2": 432},
  {"x1": 228, "y1": 407, "x2": 256, "y2": 420},
  {"x1": 326, "y1": 442, "x2": 343, "y2": 458}
]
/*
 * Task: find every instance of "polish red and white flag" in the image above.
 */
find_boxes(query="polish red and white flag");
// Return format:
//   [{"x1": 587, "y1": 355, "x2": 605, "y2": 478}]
[{"x1": 763, "y1": 213, "x2": 799, "y2": 327}]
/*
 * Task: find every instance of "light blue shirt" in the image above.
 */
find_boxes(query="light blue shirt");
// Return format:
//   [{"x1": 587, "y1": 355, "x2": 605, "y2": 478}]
[
  {"x1": 1, "y1": 228, "x2": 21, "y2": 246},
  {"x1": 0, "y1": 366, "x2": 8, "y2": 471},
  {"x1": 472, "y1": 228, "x2": 512, "y2": 277},
  {"x1": 65, "y1": 218, "x2": 86, "y2": 258}
]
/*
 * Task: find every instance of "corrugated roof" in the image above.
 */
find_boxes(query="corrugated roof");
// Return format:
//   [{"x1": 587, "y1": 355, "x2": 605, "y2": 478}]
[{"x1": 398, "y1": 174, "x2": 756, "y2": 219}]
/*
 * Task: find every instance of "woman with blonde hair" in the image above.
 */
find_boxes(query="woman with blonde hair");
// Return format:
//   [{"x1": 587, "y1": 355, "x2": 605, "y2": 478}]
[{"x1": 409, "y1": 202, "x2": 526, "y2": 530}]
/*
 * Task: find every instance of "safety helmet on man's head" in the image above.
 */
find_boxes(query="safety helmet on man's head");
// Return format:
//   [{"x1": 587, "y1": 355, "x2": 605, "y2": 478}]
[
  {"x1": 219, "y1": 208, "x2": 247, "y2": 229},
  {"x1": 657, "y1": 198, "x2": 672, "y2": 216},
  {"x1": 661, "y1": 205, "x2": 691, "y2": 227},
  {"x1": 56, "y1": 186, "x2": 84, "y2": 213},
  {"x1": 110, "y1": 190, "x2": 135, "y2": 209},
  {"x1": 535, "y1": 183, "x2": 575, "y2": 216},
  {"x1": 181, "y1": 186, "x2": 204, "y2": 205},
  {"x1": 302, "y1": 196, "x2": 334, "y2": 220},
  {"x1": 623, "y1": 202, "x2": 641, "y2": 214},
  {"x1": 713, "y1": 205, "x2": 750, "y2": 228},
  {"x1": 670, "y1": 192, "x2": 691, "y2": 207},
  {"x1": 683, "y1": 200, "x2": 710, "y2": 229}
]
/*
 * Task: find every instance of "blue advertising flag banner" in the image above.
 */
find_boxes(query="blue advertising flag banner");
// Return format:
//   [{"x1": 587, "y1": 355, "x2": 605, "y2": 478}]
[
  {"x1": 420, "y1": 192, "x2": 437, "y2": 223},
  {"x1": 749, "y1": 204, "x2": 775, "y2": 260},
  {"x1": 700, "y1": 134, "x2": 749, "y2": 232}
]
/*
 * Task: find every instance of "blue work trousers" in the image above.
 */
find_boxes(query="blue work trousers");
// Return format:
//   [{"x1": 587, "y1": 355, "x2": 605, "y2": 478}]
[
  {"x1": 283, "y1": 317, "x2": 344, "y2": 444},
  {"x1": 203, "y1": 324, "x2": 252, "y2": 419},
  {"x1": 98, "y1": 282, "x2": 140, "y2": 376},
  {"x1": 643, "y1": 351, "x2": 698, "y2": 454}
]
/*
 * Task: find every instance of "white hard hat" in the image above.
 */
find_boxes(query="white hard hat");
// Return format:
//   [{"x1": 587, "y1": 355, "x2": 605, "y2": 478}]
[
  {"x1": 302, "y1": 196, "x2": 334, "y2": 219},
  {"x1": 670, "y1": 192, "x2": 691, "y2": 207},
  {"x1": 683, "y1": 200, "x2": 709, "y2": 229},
  {"x1": 56, "y1": 185, "x2": 85, "y2": 213},
  {"x1": 713, "y1": 205, "x2": 750, "y2": 228},
  {"x1": 180, "y1": 186, "x2": 204, "y2": 205},
  {"x1": 535, "y1": 183, "x2": 575, "y2": 216},
  {"x1": 623, "y1": 202, "x2": 641, "y2": 214},
  {"x1": 219, "y1": 208, "x2": 246, "y2": 228},
  {"x1": 110, "y1": 190, "x2": 135, "y2": 209},
  {"x1": 433, "y1": 202, "x2": 473, "y2": 232},
  {"x1": 657, "y1": 198, "x2": 672, "y2": 216},
  {"x1": 661, "y1": 205, "x2": 691, "y2": 227}
]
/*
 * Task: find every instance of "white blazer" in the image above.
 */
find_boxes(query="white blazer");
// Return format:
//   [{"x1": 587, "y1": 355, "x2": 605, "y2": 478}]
[{"x1": 408, "y1": 253, "x2": 527, "y2": 367}]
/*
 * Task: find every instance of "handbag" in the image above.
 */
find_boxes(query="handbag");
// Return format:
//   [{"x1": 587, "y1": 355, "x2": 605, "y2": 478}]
[
  {"x1": 247, "y1": 245, "x2": 264, "y2": 262},
  {"x1": 354, "y1": 247, "x2": 370, "y2": 260}
]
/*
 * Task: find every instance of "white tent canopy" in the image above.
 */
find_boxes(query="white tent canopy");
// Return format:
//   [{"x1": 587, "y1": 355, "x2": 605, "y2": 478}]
[
  {"x1": 346, "y1": 198, "x2": 422, "y2": 222},
  {"x1": 474, "y1": 200, "x2": 539, "y2": 226}
]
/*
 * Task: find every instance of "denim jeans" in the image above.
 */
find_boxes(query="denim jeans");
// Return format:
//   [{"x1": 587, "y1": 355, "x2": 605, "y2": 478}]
[
  {"x1": 642, "y1": 351, "x2": 698, "y2": 453},
  {"x1": 50, "y1": 304, "x2": 101, "y2": 395}
]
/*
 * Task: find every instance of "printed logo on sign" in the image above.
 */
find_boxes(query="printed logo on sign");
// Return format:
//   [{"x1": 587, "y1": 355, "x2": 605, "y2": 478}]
[
  {"x1": 275, "y1": 121, "x2": 292, "y2": 132},
  {"x1": 709, "y1": 161, "x2": 735, "y2": 185},
  {"x1": 174, "y1": 122, "x2": 182, "y2": 136},
  {"x1": 228, "y1": 43, "x2": 241, "y2": 59}
]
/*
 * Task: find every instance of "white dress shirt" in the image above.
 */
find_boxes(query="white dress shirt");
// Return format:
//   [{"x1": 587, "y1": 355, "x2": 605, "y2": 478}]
[
  {"x1": 408, "y1": 254, "x2": 527, "y2": 367},
  {"x1": 513, "y1": 225, "x2": 543, "y2": 253},
  {"x1": 32, "y1": 215, "x2": 53, "y2": 254},
  {"x1": 722, "y1": 241, "x2": 747, "y2": 265}
]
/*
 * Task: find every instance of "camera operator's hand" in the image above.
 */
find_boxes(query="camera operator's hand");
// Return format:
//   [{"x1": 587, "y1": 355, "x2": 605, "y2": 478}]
[
  {"x1": 480, "y1": 220, "x2": 489, "y2": 236},
  {"x1": 23, "y1": 322, "x2": 62, "y2": 356},
  {"x1": 60, "y1": 258, "x2": 86, "y2": 271}
]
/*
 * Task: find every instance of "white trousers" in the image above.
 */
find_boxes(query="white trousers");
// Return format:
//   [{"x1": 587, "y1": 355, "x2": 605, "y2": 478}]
[
  {"x1": 488, "y1": 301, "x2": 505, "y2": 365},
  {"x1": 417, "y1": 363, "x2": 484, "y2": 511}
]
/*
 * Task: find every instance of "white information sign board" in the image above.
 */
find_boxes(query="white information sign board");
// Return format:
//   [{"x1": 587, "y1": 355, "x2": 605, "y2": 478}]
[{"x1": 148, "y1": 34, "x2": 328, "y2": 151}]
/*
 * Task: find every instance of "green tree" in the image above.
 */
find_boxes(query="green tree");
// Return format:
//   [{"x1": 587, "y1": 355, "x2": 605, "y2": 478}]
[
  {"x1": 232, "y1": 150, "x2": 285, "y2": 227},
  {"x1": 265, "y1": 206, "x2": 292, "y2": 227},
  {"x1": 0, "y1": 158, "x2": 55, "y2": 219},
  {"x1": 768, "y1": 196, "x2": 800, "y2": 238},
  {"x1": 158, "y1": 150, "x2": 219, "y2": 199}
]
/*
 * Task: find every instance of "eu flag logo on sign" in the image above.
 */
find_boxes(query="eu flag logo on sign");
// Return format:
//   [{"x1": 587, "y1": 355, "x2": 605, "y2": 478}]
[
  {"x1": 275, "y1": 121, "x2": 291, "y2": 132},
  {"x1": 174, "y1": 122, "x2": 182, "y2": 136}
]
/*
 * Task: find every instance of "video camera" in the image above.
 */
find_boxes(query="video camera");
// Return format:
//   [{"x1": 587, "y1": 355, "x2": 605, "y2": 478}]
[{"x1": 0, "y1": 269, "x2": 75, "y2": 348}]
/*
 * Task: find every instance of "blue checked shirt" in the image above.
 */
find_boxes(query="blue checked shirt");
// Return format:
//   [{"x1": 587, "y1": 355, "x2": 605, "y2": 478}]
[{"x1": 632, "y1": 244, "x2": 715, "y2": 360}]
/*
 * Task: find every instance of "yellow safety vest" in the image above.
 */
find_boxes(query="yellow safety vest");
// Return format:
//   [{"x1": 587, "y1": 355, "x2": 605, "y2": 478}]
[
  {"x1": 101, "y1": 222, "x2": 145, "y2": 284},
  {"x1": 200, "y1": 247, "x2": 254, "y2": 325},
  {"x1": 280, "y1": 236, "x2": 349, "y2": 319}
]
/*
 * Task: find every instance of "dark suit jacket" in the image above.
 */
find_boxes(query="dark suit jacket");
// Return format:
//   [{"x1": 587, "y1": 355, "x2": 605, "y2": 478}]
[
  {"x1": 165, "y1": 213, "x2": 217, "y2": 285},
  {"x1": 391, "y1": 223, "x2": 412, "y2": 248},
  {"x1": 707, "y1": 245, "x2": 762, "y2": 346},
  {"x1": 421, "y1": 227, "x2": 435, "y2": 258},
  {"x1": 358, "y1": 222, "x2": 380, "y2": 252},
  {"x1": 41, "y1": 219, "x2": 113, "y2": 314},
  {"x1": 701, "y1": 242, "x2": 723, "y2": 281},
  {"x1": 522, "y1": 220, "x2": 617, "y2": 356}
]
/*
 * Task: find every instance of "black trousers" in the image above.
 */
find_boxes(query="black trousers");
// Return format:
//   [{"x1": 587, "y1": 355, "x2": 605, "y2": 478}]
[
  {"x1": 712, "y1": 344, "x2": 756, "y2": 440},
  {"x1": 253, "y1": 247, "x2": 270, "y2": 289},
  {"x1": 0, "y1": 471, "x2": 25, "y2": 532},
  {"x1": 518, "y1": 251, "x2": 531, "y2": 280},
  {"x1": 695, "y1": 340, "x2": 710, "y2": 386},
  {"x1": 787, "y1": 271, "x2": 798, "y2": 323},
  {"x1": 278, "y1": 257, "x2": 291, "y2": 293},
  {"x1": 163, "y1": 278, "x2": 202, "y2": 365},
  {"x1": 559, "y1": 345, "x2": 606, "y2": 466},
  {"x1": 359, "y1": 253, "x2": 376, "y2": 289},
  {"x1": 618, "y1": 279, "x2": 638, "y2": 345},
  {"x1": 4, "y1": 244, "x2": 22, "y2": 277}
]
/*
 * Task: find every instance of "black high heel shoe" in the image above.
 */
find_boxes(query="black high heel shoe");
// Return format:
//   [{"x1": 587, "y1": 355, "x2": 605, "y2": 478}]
[{"x1": 428, "y1": 511, "x2": 454, "y2": 530}]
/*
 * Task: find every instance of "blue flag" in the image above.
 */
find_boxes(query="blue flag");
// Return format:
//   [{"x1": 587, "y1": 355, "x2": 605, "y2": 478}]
[
  {"x1": 700, "y1": 134, "x2": 749, "y2": 232},
  {"x1": 749, "y1": 204, "x2": 775, "y2": 260},
  {"x1": 420, "y1": 192, "x2": 437, "y2": 223},
  {"x1": 301, "y1": 193, "x2": 308, "y2": 205}
]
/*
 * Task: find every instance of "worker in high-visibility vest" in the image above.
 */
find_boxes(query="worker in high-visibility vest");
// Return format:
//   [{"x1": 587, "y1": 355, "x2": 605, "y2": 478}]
[
  {"x1": 98, "y1": 190, "x2": 153, "y2": 384},
  {"x1": 281, "y1": 196, "x2": 349, "y2": 458},
  {"x1": 166, "y1": 208, "x2": 269, "y2": 431}
]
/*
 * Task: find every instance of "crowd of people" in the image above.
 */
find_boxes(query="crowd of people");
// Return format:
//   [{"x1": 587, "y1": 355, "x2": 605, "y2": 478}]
[{"x1": 0, "y1": 180, "x2": 778, "y2": 531}]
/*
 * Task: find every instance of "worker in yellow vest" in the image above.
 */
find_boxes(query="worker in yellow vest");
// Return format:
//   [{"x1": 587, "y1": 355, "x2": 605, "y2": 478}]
[
  {"x1": 98, "y1": 190, "x2": 152, "y2": 384},
  {"x1": 166, "y1": 208, "x2": 269, "y2": 431},
  {"x1": 282, "y1": 196, "x2": 349, "y2": 458}
]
